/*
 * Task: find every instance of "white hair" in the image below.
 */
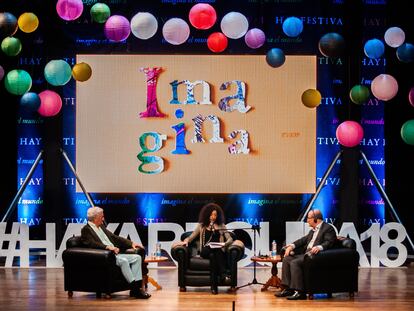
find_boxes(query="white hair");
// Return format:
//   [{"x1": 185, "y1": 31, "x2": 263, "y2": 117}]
[{"x1": 87, "y1": 206, "x2": 103, "y2": 221}]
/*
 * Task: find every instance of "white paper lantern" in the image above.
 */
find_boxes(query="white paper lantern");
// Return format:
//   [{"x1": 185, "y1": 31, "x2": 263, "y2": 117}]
[
  {"x1": 131, "y1": 12, "x2": 158, "y2": 40},
  {"x1": 220, "y1": 12, "x2": 249, "y2": 39},
  {"x1": 162, "y1": 18, "x2": 190, "y2": 45},
  {"x1": 384, "y1": 27, "x2": 405, "y2": 48}
]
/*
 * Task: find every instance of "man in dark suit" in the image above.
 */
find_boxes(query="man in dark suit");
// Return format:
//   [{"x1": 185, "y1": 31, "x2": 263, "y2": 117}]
[
  {"x1": 275, "y1": 209, "x2": 337, "y2": 300},
  {"x1": 81, "y1": 206, "x2": 151, "y2": 299}
]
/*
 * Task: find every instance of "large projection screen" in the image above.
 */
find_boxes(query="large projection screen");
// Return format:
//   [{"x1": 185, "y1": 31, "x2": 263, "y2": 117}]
[{"x1": 76, "y1": 55, "x2": 316, "y2": 194}]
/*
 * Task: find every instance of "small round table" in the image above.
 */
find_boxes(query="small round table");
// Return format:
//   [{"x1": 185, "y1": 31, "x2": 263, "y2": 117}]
[
  {"x1": 251, "y1": 255, "x2": 282, "y2": 291},
  {"x1": 143, "y1": 256, "x2": 169, "y2": 290}
]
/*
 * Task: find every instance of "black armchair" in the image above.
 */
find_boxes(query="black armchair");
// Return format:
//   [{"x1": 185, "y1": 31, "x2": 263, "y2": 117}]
[
  {"x1": 303, "y1": 237, "x2": 359, "y2": 299},
  {"x1": 62, "y1": 235, "x2": 146, "y2": 298},
  {"x1": 170, "y1": 231, "x2": 245, "y2": 292}
]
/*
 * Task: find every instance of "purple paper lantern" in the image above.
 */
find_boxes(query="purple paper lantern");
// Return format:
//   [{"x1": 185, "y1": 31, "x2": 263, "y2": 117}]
[
  {"x1": 104, "y1": 15, "x2": 131, "y2": 42},
  {"x1": 409, "y1": 87, "x2": 414, "y2": 107},
  {"x1": 245, "y1": 28, "x2": 265, "y2": 49},
  {"x1": 56, "y1": 0, "x2": 84, "y2": 21}
]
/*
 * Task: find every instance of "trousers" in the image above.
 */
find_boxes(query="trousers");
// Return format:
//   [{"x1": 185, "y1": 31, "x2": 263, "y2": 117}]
[
  {"x1": 281, "y1": 254, "x2": 306, "y2": 291},
  {"x1": 116, "y1": 254, "x2": 142, "y2": 283}
]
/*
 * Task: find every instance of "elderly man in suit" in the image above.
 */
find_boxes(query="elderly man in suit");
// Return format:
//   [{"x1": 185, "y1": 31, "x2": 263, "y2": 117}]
[
  {"x1": 275, "y1": 209, "x2": 337, "y2": 300},
  {"x1": 81, "y1": 206, "x2": 151, "y2": 299}
]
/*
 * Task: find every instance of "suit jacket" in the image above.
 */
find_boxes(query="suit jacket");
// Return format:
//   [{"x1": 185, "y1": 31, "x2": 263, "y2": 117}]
[
  {"x1": 292, "y1": 222, "x2": 336, "y2": 255},
  {"x1": 81, "y1": 223, "x2": 133, "y2": 252}
]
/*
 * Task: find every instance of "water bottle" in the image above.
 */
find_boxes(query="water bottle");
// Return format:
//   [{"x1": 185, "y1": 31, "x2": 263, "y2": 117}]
[
  {"x1": 155, "y1": 242, "x2": 162, "y2": 258},
  {"x1": 271, "y1": 240, "x2": 277, "y2": 258}
]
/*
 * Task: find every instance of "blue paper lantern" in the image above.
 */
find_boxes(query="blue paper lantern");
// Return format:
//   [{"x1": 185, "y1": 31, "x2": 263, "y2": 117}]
[
  {"x1": 44, "y1": 59, "x2": 72, "y2": 86},
  {"x1": 282, "y1": 17, "x2": 303, "y2": 37},
  {"x1": 20, "y1": 92, "x2": 41, "y2": 111},
  {"x1": 0, "y1": 12, "x2": 18, "y2": 38},
  {"x1": 396, "y1": 43, "x2": 414, "y2": 63},
  {"x1": 364, "y1": 39, "x2": 385, "y2": 59},
  {"x1": 266, "y1": 48, "x2": 285, "y2": 68}
]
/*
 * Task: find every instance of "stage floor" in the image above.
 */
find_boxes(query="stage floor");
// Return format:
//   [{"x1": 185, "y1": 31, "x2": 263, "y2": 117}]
[{"x1": 1, "y1": 265, "x2": 413, "y2": 311}]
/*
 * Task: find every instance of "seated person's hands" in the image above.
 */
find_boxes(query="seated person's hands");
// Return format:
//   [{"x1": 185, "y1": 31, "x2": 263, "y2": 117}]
[
  {"x1": 106, "y1": 245, "x2": 120, "y2": 254},
  {"x1": 172, "y1": 239, "x2": 188, "y2": 248},
  {"x1": 132, "y1": 242, "x2": 144, "y2": 250},
  {"x1": 309, "y1": 246, "x2": 321, "y2": 255},
  {"x1": 284, "y1": 245, "x2": 293, "y2": 257}
]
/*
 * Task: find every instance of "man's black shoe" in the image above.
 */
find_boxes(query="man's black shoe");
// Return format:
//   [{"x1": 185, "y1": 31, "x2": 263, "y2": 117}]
[
  {"x1": 286, "y1": 291, "x2": 307, "y2": 300},
  {"x1": 275, "y1": 288, "x2": 294, "y2": 297},
  {"x1": 131, "y1": 289, "x2": 151, "y2": 299},
  {"x1": 211, "y1": 287, "x2": 218, "y2": 295}
]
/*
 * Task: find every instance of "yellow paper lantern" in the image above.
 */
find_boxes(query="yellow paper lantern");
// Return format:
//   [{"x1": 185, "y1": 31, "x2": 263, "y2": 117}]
[
  {"x1": 18, "y1": 12, "x2": 39, "y2": 33},
  {"x1": 301, "y1": 89, "x2": 322, "y2": 108},
  {"x1": 72, "y1": 62, "x2": 92, "y2": 82}
]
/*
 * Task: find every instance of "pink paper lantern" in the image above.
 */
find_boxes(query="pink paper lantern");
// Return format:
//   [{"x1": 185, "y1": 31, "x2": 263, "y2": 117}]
[
  {"x1": 245, "y1": 28, "x2": 266, "y2": 49},
  {"x1": 409, "y1": 86, "x2": 414, "y2": 107},
  {"x1": 207, "y1": 32, "x2": 228, "y2": 53},
  {"x1": 371, "y1": 74, "x2": 398, "y2": 101},
  {"x1": 104, "y1": 15, "x2": 131, "y2": 42},
  {"x1": 189, "y1": 3, "x2": 217, "y2": 30},
  {"x1": 56, "y1": 0, "x2": 84, "y2": 21},
  {"x1": 38, "y1": 90, "x2": 62, "y2": 117},
  {"x1": 336, "y1": 121, "x2": 364, "y2": 148}
]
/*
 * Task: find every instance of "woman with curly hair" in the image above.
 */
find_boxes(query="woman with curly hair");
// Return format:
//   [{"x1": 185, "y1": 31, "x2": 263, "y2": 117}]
[{"x1": 178, "y1": 202, "x2": 233, "y2": 294}]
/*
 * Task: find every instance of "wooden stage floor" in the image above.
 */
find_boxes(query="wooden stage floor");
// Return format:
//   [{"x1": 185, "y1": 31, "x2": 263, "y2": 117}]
[{"x1": 1, "y1": 265, "x2": 414, "y2": 311}]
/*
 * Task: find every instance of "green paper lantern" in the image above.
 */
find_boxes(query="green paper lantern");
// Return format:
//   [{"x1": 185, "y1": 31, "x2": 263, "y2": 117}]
[
  {"x1": 1, "y1": 37, "x2": 22, "y2": 56},
  {"x1": 90, "y1": 3, "x2": 111, "y2": 24},
  {"x1": 350, "y1": 85, "x2": 370, "y2": 105},
  {"x1": 44, "y1": 59, "x2": 72, "y2": 86},
  {"x1": 401, "y1": 120, "x2": 414, "y2": 145},
  {"x1": 4, "y1": 69, "x2": 32, "y2": 95}
]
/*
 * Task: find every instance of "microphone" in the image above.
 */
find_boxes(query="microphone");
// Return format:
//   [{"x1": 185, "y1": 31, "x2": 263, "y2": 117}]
[{"x1": 210, "y1": 221, "x2": 215, "y2": 231}]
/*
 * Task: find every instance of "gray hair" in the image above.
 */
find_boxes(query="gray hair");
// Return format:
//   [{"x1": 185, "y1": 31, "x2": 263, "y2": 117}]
[{"x1": 87, "y1": 206, "x2": 103, "y2": 221}]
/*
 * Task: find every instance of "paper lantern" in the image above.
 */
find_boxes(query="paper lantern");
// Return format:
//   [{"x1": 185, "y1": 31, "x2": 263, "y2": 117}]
[
  {"x1": 371, "y1": 74, "x2": 398, "y2": 101},
  {"x1": 90, "y1": 3, "x2": 110, "y2": 24},
  {"x1": 266, "y1": 48, "x2": 285, "y2": 68},
  {"x1": 401, "y1": 120, "x2": 414, "y2": 145},
  {"x1": 131, "y1": 12, "x2": 158, "y2": 40},
  {"x1": 38, "y1": 90, "x2": 62, "y2": 117},
  {"x1": 282, "y1": 17, "x2": 303, "y2": 37},
  {"x1": 0, "y1": 12, "x2": 18, "y2": 38},
  {"x1": 364, "y1": 38, "x2": 385, "y2": 59},
  {"x1": 220, "y1": 12, "x2": 248, "y2": 39},
  {"x1": 384, "y1": 27, "x2": 405, "y2": 48},
  {"x1": 0, "y1": 65, "x2": 4, "y2": 80},
  {"x1": 207, "y1": 32, "x2": 228, "y2": 53},
  {"x1": 396, "y1": 43, "x2": 414, "y2": 63},
  {"x1": 56, "y1": 0, "x2": 84, "y2": 21},
  {"x1": 318, "y1": 32, "x2": 345, "y2": 57},
  {"x1": 336, "y1": 121, "x2": 364, "y2": 148},
  {"x1": 18, "y1": 12, "x2": 39, "y2": 33},
  {"x1": 4, "y1": 69, "x2": 32, "y2": 95},
  {"x1": 104, "y1": 15, "x2": 131, "y2": 42},
  {"x1": 20, "y1": 92, "x2": 41, "y2": 111},
  {"x1": 1, "y1": 37, "x2": 22, "y2": 56},
  {"x1": 409, "y1": 87, "x2": 414, "y2": 107},
  {"x1": 162, "y1": 18, "x2": 190, "y2": 45},
  {"x1": 301, "y1": 89, "x2": 321, "y2": 108},
  {"x1": 245, "y1": 28, "x2": 265, "y2": 49},
  {"x1": 44, "y1": 59, "x2": 72, "y2": 86},
  {"x1": 72, "y1": 62, "x2": 92, "y2": 82},
  {"x1": 350, "y1": 85, "x2": 370, "y2": 105},
  {"x1": 189, "y1": 3, "x2": 217, "y2": 30}
]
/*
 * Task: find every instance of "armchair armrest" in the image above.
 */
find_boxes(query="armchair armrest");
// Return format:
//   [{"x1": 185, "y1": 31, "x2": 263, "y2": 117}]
[
  {"x1": 304, "y1": 248, "x2": 359, "y2": 269},
  {"x1": 226, "y1": 239, "x2": 245, "y2": 262},
  {"x1": 62, "y1": 247, "x2": 116, "y2": 267}
]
